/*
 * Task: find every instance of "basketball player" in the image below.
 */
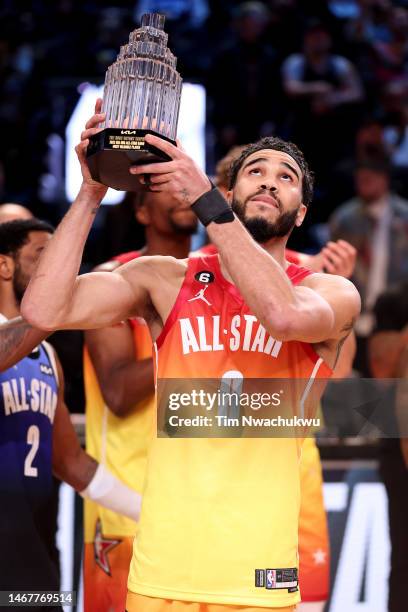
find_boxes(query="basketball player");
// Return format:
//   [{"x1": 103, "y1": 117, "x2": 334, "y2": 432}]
[
  {"x1": 85, "y1": 177, "x2": 352, "y2": 612},
  {"x1": 21, "y1": 101, "x2": 361, "y2": 611},
  {"x1": 0, "y1": 219, "x2": 142, "y2": 604},
  {"x1": 83, "y1": 191, "x2": 197, "y2": 611},
  {"x1": 215, "y1": 147, "x2": 357, "y2": 610},
  {"x1": 0, "y1": 202, "x2": 33, "y2": 224}
]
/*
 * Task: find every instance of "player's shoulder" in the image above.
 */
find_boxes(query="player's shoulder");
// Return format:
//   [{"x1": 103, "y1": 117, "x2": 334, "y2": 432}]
[
  {"x1": 301, "y1": 272, "x2": 361, "y2": 312},
  {"x1": 115, "y1": 254, "x2": 188, "y2": 283},
  {"x1": 300, "y1": 271, "x2": 355, "y2": 290},
  {"x1": 115, "y1": 255, "x2": 188, "y2": 274},
  {"x1": 92, "y1": 260, "x2": 120, "y2": 273}
]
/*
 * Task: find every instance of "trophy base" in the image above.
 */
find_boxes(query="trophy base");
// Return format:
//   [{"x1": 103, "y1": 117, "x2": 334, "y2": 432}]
[{"x1": 86, "y1": 128, "x2": 175, "y2": 192}]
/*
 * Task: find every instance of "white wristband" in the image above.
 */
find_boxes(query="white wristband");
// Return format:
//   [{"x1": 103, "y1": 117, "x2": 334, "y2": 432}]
[{"x1": 80, "y1": 463, "x2": 141, "y2": 523}]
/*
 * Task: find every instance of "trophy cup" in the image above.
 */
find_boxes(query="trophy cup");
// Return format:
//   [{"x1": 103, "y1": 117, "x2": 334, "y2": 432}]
[{"x1": 86, "y1": 13, "x2": 182, "y2": 191}]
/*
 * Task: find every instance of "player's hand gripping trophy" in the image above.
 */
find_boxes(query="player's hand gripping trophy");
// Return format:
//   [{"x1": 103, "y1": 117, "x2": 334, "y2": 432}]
[{"x1": 86, "y1": 13, "x2": 182, "y2": 191}]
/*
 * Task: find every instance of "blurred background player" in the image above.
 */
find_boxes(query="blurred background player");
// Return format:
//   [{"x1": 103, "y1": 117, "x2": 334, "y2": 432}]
[
  {"x1": 83, "y1": 188, "x2": 197, "y2": 611},
  {"x1": 0, "y1": 219, "x2": 141, "y2": 606},
  {"x1": 369, "y1": 281, "x2": 408, "y2": 612},
  {"x1": 0, "y1": 203, "x2": 33, "y2": 224},
  {"x1": 297, "y1": 328, "x2": 356, "y2": 612},
  {"x1": 330, "y1": 157, "x2": 408, "y2": 374}
]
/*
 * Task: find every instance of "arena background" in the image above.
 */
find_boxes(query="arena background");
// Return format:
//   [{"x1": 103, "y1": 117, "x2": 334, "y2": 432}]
[{"x1": 2, "y1": 1, "x2": 408, "y2": 611}]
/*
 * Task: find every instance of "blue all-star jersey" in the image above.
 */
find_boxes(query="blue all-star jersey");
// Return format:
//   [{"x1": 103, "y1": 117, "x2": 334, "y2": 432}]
[{"x1": 0, "y1": 342, "x2": 61, "y2": 593}]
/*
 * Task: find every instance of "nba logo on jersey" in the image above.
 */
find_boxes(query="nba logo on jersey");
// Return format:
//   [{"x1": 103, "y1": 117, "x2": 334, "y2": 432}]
[
  {"x1": 40, "y1": 363, "x2": 53, "y2": 376},
  {"x1": 254, "y1": 569, "x2": 265, "y2": 587},
  {"x1": 266, "y1": 569, "x2": 276, "y2": 589}
]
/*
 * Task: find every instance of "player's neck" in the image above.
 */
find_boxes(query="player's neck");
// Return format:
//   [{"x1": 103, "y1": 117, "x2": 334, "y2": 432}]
[
  {"x1": 0, "y1": 290, "x2": 20, "y2": 320},
  {"x1": 143, "y1": 232, "x2": 191, "y2": 258},
  {"x1": 260, "y1": 237, "x2": 289, "y2": 269}
]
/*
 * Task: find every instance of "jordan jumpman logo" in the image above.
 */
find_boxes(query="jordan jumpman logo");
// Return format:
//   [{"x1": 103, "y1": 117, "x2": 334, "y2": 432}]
[{"x1": 188, "y1": 284, "x2": 212, "y2": 306}]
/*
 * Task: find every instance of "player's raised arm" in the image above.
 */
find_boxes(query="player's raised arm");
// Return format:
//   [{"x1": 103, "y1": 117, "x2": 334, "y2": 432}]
[
  {"x1": 20, "y1": 101, "x2": 148, "y2": 331},
  {"x1": 206, "y1": 221, "x2": 360, "y2": 344},
  {"x1": 130, "y1": 134, "x2": 360, "y2": 344}
]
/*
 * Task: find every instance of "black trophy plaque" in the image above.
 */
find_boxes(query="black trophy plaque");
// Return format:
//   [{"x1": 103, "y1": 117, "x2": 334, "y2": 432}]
[{"x1": 86, "y1": 13, "x2": 182, "y2": 192}]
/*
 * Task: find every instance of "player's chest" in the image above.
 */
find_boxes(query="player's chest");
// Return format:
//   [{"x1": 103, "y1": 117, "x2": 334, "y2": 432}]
[{"x1": 0, "y1": 360, "x2": 58, "y2": 424}]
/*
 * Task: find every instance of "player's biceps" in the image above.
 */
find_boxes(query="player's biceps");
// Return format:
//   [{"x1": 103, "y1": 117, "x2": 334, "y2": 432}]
[
  {"x1": 77, "y1": 276, "x2": 133, "y2": 325},
  {"x1": 295, "y1": 298, "x2": 335, "y2": 338}
]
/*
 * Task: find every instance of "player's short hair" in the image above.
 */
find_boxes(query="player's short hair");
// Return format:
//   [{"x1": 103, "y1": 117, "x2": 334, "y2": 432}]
[
  {"x1": 215, "y1": 145, "x2": 247, "y2": 191},
  {"x1": 133, "y1": 191, "x2": 147, "y2": 210},
  {"x1": 228, "y1": 137, "x2": 314, "y2": 206},
  {"x1": 373, "y1": 282, "x2": 408, "y2": 332},
  {"x1": 0, "y1": 219, "x2": 54, "y2": 258}
]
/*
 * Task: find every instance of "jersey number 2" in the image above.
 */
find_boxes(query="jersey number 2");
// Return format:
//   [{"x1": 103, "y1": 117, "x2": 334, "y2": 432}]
[{"x1": 24, "y1": 425, "x2": 39, "y2": 477}]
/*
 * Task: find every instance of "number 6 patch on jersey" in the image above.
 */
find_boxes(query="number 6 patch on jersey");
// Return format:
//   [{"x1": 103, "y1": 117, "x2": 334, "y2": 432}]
[{"x1": 195, "y1": 270, "x2": 214, "y2": 284}]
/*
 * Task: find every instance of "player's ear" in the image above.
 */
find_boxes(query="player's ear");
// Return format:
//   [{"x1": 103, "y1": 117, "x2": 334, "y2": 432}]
[
  {"x1": 295, "y1": 203, "x2": 307, "y2": 227},
  {"x1": 0, "y1": 254, "x2": 15, "y2": 281},
  {"x1": 134, "y1": 192, "x2": 150, "y2": 226},
  {"x1": 135, "y1": 202, "x2": 150, "y2": 226},
  {"x1": 226, "y1": 190, "x2": 233, "y2": 204}
]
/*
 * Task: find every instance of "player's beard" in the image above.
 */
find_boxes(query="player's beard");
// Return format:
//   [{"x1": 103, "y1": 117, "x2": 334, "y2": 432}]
[
  {"x1": 13, "y1": 262, "x2": 29, "y2": 305},
  {"x1": 231, "y1": 195, "x2": 299, "y2": 243},
  {"x1": 168, "y1": 216, "x2": 198, "y2": 236}
]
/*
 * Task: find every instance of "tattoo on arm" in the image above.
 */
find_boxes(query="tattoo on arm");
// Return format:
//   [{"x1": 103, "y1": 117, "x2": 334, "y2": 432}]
[
  {"x1": 333, "y1": 318, "x2": 355, "y2": 370},
  {"x1": 0, "y1": 317, "x2": 48, "y2": 370},
  {"x1": 333, "y1": 335, "x2": 348, "y2": 371},
  {"x1": 0, "y1": 322, "x2": 31, "y2": 355},
  {"x1": 341, "y1": 318, "x2": 355, "y2": 334},
  {"x1": 180, "y1": 188, "x2": 190, "y2": 204}
]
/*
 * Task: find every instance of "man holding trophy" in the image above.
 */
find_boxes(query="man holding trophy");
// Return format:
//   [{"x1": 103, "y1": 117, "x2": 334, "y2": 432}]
[{"x1": 21, "y1": 13, "x2": 360, "y2": 612}]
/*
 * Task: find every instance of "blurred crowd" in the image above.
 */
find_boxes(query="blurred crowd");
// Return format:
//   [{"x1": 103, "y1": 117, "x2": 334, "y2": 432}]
[
  {"x1": 1, "y1": 0, "x2": 408, "y2": 377},
  {"x1": 1, "y1": 1, "x2": 408, "y2": 216}
]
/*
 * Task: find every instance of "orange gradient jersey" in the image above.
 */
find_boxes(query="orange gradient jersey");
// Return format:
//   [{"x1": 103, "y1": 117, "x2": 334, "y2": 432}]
[
  {"x1": 128, "y1": 254, "x2": 332, "y2": 608},
  {"x1": 298, "y1": 437, "x2": 330, "y2": 602}
]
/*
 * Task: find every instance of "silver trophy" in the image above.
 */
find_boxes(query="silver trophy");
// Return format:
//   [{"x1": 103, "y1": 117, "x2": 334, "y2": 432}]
[{"x1": 87, "y1": 13, "x2": 182, "y2": 191}]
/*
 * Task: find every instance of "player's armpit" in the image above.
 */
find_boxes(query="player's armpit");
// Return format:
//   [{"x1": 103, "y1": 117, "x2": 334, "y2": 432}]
[{"x1": 0, "y1": 317, "x2": 50, "y2": 372}]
